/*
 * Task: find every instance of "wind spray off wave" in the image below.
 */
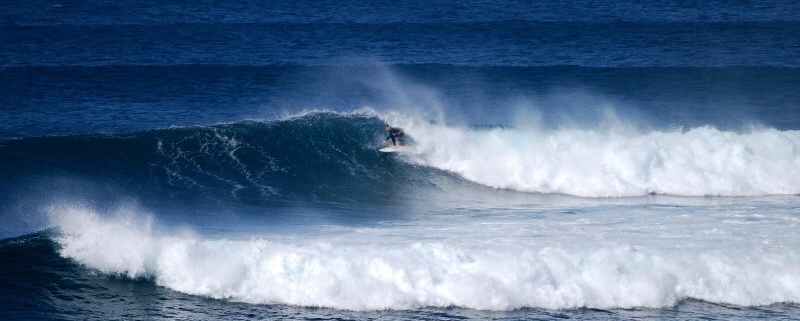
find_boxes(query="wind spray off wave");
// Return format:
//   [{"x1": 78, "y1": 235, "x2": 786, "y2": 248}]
[{"x1": 393, "y1": 117, "x2": 800, "y2": 197}]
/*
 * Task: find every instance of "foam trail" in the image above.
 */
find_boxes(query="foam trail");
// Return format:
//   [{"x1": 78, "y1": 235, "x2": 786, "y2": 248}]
[
  {"x1": 52, "y1": 205, "x2": 800, "y2": 310},
  {"x1": 386, "y1": 114, "x2": 800, "y2": 197}
]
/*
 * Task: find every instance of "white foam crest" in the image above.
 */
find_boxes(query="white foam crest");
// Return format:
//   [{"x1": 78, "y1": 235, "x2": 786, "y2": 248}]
[
  {"x1": 386, "y1": 116, "x2": 800, "y2": 197},
  {"x1": 52, "y1": 206, "x2": 800, "y2": 310},
  {"x1": 51, "y1": 205, "x2": 162, "y2": 278}
]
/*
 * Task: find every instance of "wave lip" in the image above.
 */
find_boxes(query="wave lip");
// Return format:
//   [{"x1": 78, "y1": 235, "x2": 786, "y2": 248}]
[
  {"x1": 399, "y1": 120, "x2": 800, "y2": 197},
  {"x1": 52, "y1": 206, "x2": 800, "y2": 311}
]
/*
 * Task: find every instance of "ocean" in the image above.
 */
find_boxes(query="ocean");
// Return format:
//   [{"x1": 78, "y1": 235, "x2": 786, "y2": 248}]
[{"x1": 2, "y1": 1, "x2": 800, "y2": 320}]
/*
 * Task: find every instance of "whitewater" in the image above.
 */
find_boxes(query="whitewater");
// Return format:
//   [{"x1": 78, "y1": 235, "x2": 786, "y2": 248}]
[
  {"x1": 384, "y1": 113, "x2": 800, "y2": 197},
  {"x1": 28, "y1": 111, "x2": 798, "y2": 312},
  {"x1": 51, "y1": 193, "x2": 800, "y2": 311}
]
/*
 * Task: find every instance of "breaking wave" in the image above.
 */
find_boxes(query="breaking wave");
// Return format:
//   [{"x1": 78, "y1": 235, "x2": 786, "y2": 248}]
[
  {"x1": 50, "y1": 205, "x2": 800, "y2": 310},
  {"x1": 2, "y1": 111, "x2": 799, "y2": 200}
]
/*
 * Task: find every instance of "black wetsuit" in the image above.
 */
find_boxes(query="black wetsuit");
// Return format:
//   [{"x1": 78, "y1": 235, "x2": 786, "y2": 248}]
[{"x1": 385, "y1": 128, "x2": 404, "y2": 146}]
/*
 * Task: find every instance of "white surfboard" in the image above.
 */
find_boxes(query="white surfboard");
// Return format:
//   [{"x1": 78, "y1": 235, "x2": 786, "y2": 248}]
[{"x1": 379, "y1": 145, "x2": 404, "y2": 153}]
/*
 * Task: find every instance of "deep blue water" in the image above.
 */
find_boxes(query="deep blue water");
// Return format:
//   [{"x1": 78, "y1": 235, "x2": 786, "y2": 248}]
[{"x1": 2, "y1": 1, "x2": 800, "y2": 320}]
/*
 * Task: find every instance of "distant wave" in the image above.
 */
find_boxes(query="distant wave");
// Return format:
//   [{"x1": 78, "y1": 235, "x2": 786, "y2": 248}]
[
  {"x1": 5, "y1": 21, "x2": 799, "y2": 68},
  {"x1": 2, "y1": 111, "x2": 799, "y2": 199}
]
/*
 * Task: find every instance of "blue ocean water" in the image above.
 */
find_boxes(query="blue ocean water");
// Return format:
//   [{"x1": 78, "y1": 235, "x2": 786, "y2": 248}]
[{"x1": 2, "y1": 1, "x2": 800, "y2": 320}]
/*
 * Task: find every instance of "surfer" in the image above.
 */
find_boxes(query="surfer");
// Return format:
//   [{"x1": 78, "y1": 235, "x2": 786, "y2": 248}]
[{"x1": 384, "y1": 125, "x2": 404, "y2": 146}]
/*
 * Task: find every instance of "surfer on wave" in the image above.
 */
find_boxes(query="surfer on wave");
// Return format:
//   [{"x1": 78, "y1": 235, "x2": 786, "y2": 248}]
[{"x1": 384, "y1": 125, "x2": 405, "y2": 146}]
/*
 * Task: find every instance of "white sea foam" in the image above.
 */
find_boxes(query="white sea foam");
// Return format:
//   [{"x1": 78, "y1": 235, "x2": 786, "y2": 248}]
[
  {"x1": 383, "y1": 113, "x2": 800, "y2": 197},
  {"x1": 52, "y1": 204, "x2": 800, "y2": 311}
]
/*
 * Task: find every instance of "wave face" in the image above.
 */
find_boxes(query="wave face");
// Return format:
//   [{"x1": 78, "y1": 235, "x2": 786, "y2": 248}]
[
  {"x1": 48, "y1": 204, "x2": 800, "y2": 311},
  {"x1": 0, "y1": 113, "x2": 423, "y2": 208}
]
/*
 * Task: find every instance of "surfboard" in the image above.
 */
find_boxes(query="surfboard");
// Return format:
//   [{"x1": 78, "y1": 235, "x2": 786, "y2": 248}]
[{"x1": 379, "y1": 145, "x2": 404, "y2": 153}]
